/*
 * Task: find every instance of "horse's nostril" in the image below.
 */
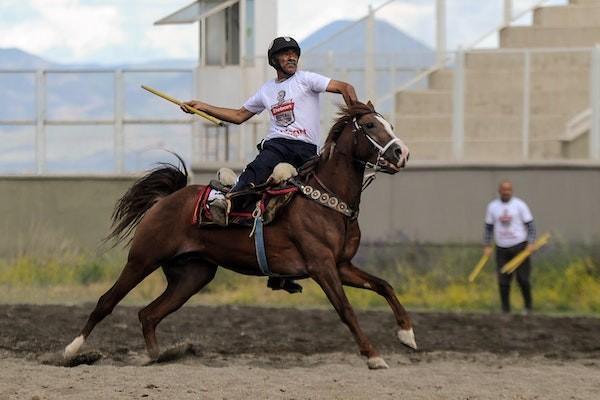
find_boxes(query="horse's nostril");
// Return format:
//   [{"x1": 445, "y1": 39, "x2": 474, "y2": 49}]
[{"x1": 394, "y1": 147, "x2": 402, "y2": 160}]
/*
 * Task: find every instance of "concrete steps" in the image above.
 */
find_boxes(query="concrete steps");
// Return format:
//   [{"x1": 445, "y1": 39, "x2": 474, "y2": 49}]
[
  {"x1": 403, "y1": 141, "x2": 453, "y2": 161},
  {"x1": 465, "y1": 51, "x2": 591, "y2": 71},
  {"x1": 534, "y1": 5, "x2": 600, "y2": 28},
  {"x1": 392, "y1": 0, "x2": 600, "y2": 161},
  {"x1": 501, "y1": 26, "x2": 600, "y2": 48},
  {"x1": 396, "y1": 115, "x2": 568, "y2": 142},
  {"x1": 570, "y1": 0, "x2": 600, "y2": 6},
  {"x1": 395, "y1": 90, "x2": 451, "y2": 115},
  {"x1": 396, "y1": 89, "x2": 588, "y2": 116},
  {"x1": 405, "y1": 140, "x2": 563, "y2": 161},
  {"x1": 428, "y1": 69, "x2": 590, "y2": 92}
]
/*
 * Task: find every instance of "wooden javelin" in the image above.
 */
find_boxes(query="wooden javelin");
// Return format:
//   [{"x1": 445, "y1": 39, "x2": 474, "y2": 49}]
[
  {"x1": 500, "y1": 233, "x2": 551, "y2": 274},
  {"x1": 141, "y1": 85, "x2": 225, "y2": 126},
  {"x1": 468, "y1": 252, "x2": 491, "y2": 283}
]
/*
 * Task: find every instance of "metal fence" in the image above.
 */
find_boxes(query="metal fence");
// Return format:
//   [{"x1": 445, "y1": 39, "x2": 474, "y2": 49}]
[
  {"x1": 0, "y1": 68, "x2": 203, "y2": 174},
  {"x1": 3, "y1": 51, "x2": 597, "y2": 174}
]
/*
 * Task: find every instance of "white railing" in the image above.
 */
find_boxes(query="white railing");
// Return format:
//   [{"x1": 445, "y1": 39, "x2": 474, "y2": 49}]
[
  {"x1": 3, "y1": 47, "x2": 599, "y2": 175},
  {"x1": 565, "y1": 108, "x2": 591, "y2": 142},
  {"x1": 0, "y1": 68, "x2": 245, "y2": 174}
]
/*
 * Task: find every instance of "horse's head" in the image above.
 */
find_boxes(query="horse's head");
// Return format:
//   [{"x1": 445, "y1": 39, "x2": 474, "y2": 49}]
[{"x1": 335, "y1": 101, "x2": 409, "y2": 174}]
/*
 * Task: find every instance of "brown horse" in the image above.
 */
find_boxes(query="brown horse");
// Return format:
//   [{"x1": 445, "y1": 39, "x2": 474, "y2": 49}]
[{"x1": 64, "y1": 101, "x2": 415, "y2": 369}]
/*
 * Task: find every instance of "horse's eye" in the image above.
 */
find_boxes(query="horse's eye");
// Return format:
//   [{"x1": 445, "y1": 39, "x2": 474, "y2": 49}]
[{"x1": 365, "y1": 122, "x2": 374, "y2": 129}]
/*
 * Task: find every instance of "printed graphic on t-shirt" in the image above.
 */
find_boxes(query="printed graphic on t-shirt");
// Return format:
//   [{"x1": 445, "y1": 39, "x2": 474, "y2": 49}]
[
  {"x1": 271, "y1": 90, "x2": 295, "y2": 127},
  {"x1": 499, "y1": 209, "x2": 512, "y2": 226}
]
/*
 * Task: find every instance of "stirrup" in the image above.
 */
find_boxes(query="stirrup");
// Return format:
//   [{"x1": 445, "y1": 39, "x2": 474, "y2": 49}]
[{"x1": 267, "y1": 277, "x2": 303, "y2": 294}]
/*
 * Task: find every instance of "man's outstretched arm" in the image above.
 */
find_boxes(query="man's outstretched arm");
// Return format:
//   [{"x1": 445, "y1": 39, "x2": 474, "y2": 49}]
[
  {"x1": 326, "y1": 80, "x2": 358, "y2": 107},
  {"x1": 182, "y1": 101, "x2": 255, "y2": 125}
]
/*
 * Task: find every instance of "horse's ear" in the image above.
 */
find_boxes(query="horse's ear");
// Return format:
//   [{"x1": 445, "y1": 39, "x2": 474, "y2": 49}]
[{"x1": 366, "y1": 100, "x2": 374, "y2": 110}]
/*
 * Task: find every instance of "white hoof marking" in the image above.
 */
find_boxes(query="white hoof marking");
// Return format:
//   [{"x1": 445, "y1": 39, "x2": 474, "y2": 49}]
[
  {"x1": 398, "y1": 328, "x2": 417, "y2": 350},
  {"x1": 64, "y1": 335, "x2": 85, "y2": 359},
  {"x1": 367, "y1": 356, "x2": 389, "y2": 369}
]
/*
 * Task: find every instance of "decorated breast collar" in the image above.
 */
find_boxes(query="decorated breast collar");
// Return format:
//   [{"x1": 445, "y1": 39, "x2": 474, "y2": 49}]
[{"x1": 291, "y1": 178, "x2": 358, "y2": 219}]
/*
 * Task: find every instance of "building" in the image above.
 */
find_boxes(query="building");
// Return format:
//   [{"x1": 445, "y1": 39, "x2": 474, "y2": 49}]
[{"x1": 155, "y1": 0, "x2": 278, "y2": 166}]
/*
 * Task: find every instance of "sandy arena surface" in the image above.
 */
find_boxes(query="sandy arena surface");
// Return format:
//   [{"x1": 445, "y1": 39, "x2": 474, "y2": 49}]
[{"x1": 0, "y1": 304, "x2": 599, "y2": 399}]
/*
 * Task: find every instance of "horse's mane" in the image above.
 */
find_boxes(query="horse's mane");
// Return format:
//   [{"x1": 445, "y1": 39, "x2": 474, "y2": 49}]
[{"x1": 321, "y1": 102, "x2": 374, "y2": 159}]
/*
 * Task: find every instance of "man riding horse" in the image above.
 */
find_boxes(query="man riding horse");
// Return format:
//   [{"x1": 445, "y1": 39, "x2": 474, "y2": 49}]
[
  {"x1": 182, "y1": 36, "x2": 358, "y2": 294},
  {"x1": 64, "y1": 88, "x2": 414, "y2": 371}
]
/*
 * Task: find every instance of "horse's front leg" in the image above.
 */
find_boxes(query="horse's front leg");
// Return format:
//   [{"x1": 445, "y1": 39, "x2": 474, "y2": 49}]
[
  {"x1": 309, "y1": 262, "x2": 389, "y2": 369},
  {"x1": 338, "y1": 261, "x2": 417, "y2": 350}
]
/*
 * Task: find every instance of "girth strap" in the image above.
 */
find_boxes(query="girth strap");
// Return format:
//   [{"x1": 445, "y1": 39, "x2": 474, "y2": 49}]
[{"x1": 253, "y1": 217, "x2": 271, "y2": 276}]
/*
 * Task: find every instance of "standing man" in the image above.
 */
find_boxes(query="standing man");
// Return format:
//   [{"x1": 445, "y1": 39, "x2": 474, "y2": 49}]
[
  {"x1": 483, "y1": 180, "x2": 537, "y2": 314},
  {"x1": 182, "y1": 36, "x2": 358, "y2": 294}
]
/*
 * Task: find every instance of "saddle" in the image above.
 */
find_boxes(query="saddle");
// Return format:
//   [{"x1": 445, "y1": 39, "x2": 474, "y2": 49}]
[{"x1": 192, "y1": 157, "x2": 320, "y2": 227}]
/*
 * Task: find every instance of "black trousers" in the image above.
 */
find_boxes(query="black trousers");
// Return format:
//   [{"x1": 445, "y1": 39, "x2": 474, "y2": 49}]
[
  {"x1": 231, "y1": 137, "x2": 317, "y2": 192},
  {"x1": 496, "y1": 241, "x2": 532, "y2": 312}
]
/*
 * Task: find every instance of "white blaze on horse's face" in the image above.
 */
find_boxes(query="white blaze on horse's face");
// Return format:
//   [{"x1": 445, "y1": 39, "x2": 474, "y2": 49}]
[{"x1": 373, "y1": 115, "x2": 410, "y2": 170}]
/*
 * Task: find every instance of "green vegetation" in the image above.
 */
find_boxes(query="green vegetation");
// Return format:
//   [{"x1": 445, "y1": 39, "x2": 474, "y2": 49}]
[
  {"x1": 355, "y1": 241, "x2": 600, "y2": 314},
  {"x1": 0, "y1": 241, "x2": 599, "y2": 314}
]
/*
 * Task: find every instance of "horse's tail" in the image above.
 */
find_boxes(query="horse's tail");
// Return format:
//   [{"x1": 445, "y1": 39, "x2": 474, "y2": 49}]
[{"x1": 105, "y1": 153, "x2": 189, "y2": 246}]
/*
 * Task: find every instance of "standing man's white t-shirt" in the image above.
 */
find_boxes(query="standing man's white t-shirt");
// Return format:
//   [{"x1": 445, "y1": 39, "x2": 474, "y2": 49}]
[
  {"x1": 242, "y1": 70, "x2": 331, "y2": 146},
  {"x1": 485, "y1": 197, "x2": 534, "y2": 248}
]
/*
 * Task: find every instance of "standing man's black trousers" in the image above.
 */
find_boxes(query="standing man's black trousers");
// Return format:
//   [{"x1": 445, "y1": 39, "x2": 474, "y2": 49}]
[{"x1": 496, "y1": 241, "x2": 532, "y2": 312}]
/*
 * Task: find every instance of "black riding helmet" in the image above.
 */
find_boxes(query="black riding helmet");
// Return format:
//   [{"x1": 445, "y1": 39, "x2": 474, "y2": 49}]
[{"x1": 268, "y1": 36, "x2": 301, "y2": 71}]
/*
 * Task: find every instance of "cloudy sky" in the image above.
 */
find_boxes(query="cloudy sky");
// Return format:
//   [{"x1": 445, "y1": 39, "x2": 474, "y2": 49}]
[{"x1": 0, "y1": 0, "x2": 566, "y2": 65}]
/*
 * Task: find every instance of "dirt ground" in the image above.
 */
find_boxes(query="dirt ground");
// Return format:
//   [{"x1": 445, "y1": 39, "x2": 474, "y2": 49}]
[{"x1": 0, "y1": 304, "x2": 599, "y2": 399}]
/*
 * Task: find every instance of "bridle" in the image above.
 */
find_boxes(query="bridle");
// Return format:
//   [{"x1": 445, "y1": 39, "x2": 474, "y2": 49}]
[
  {"x1": 295, "y1": 111, "x2": 403, "y2": 217},
  {"x1": 351, "y1": 112, "x2": 402, "y2": 171}
]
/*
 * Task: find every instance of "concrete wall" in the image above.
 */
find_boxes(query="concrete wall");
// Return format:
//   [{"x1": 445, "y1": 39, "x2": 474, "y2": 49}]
[
  {"x1": 358, "y1": 162, "x2": 600, "y2": 244},
  {"x1": 0, "y1": 176, "x2": 137, "y2": 257},
  {"x1": 1, "y1": 163, "x2": 599, "y2": 256}
]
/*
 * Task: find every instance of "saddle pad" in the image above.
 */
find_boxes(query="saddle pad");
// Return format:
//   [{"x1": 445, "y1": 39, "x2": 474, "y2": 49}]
[{"x1": 192, "y1": 185, "x2": 298, "y2": 227}]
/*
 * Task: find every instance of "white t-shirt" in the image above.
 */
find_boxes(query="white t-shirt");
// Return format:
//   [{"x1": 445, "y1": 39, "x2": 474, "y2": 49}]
[
  {"x1": 242, "y1": 70, "x2": 331, "y2": 146},
  {"x1": 485, "y1": 197, "x2": 534, "y2": 248}
]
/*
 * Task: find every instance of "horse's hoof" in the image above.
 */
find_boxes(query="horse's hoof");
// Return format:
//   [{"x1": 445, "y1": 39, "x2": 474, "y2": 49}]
[
  {"x1": 367, "y1": 356, "x2": 389, "y2": 369},
  {"x1": 398, "y1": 328, "x2": 417, "y2": 350},
  {"x1": 147, "y1": 349, "x2": 160, "y2": 362},
  {"x1": 64, "y1": 335, "x2": 85, "y2": 359}
]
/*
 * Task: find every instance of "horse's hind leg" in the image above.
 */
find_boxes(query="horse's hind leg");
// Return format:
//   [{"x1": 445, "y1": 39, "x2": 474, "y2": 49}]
[
  {"x1": 338, "y1": 261, "x2": 417, "y2": 350},
  {"x1": 138, "y1": 259, "x2": 217, "y2": 360},
  {"x1": 64, "y1": 256, "x2": 159, "y2": 359}
]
